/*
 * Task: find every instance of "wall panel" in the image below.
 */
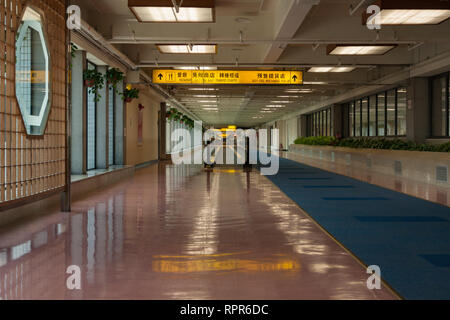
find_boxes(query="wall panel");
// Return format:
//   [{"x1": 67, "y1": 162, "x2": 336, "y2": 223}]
[{"x1": 0, "y1": 0, "x2": 67, "y2": 206}]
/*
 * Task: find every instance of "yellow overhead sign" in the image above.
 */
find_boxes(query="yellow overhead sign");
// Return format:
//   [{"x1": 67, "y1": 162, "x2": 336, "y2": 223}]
[{"x1": 152, "y1": 70, "x2": 303, "y2": 85}]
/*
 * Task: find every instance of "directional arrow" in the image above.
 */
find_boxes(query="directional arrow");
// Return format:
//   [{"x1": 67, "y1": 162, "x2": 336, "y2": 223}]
[
  {"x1": 292, "y1": 75, "x2": 298, "y2": 82},
  {"x1": 158, "y1": 73, "x2": 163, "y2": 80}
]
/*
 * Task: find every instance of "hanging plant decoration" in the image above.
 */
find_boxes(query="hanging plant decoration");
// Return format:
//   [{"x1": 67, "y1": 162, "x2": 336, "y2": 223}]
[
  {"x1": 168, "y1": 108, "x2": 178, "y2": 121},
  {"x1": 83, "y1": 69, "x2": 104, "y2": 102},
  {"x1": 106, "y1": 68, "x2": 124, "y2": 91},
  {"x1": 123, "y1": 84, "x2": 139, "y2": 103},
  {"x1": 69, "y1": 43, "x2": 78, "y2": 70},
  {"x1": 138, "y1": 103, "x2": 145, "y2": 111}
]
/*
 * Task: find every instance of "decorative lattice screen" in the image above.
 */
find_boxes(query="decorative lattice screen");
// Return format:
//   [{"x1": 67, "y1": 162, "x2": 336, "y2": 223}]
[{"x1": 0, "y1": 0, "x2": 66, "y2": 204}]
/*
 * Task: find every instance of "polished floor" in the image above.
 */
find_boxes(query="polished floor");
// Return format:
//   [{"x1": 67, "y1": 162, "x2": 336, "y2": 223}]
[{"x1": 0, "y1": 163, "x2": 396, "y2": 300}]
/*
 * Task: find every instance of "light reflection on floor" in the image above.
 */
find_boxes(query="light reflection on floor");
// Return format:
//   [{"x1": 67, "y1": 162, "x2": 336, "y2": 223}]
[{"x1": 0, "y1": 163, "x2": 397, "y2": 300}]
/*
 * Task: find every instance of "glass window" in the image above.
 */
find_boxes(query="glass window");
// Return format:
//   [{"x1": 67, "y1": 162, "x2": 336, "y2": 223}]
[
  {"x1": 369, "y1": 96, "x2": 377, "y2": 136},
  {"x1": 431, "y1": 76, "x2": 447, "y2": 137},
  {"x1": 386, "y1": 89, "x2": 396, "y2": 136},
  {"x1": 327, "y1": 109, "x2": 331, "y2": 136},
  {"x1": 448, "y1": 76, "x2": 450, "y2": 136},
  {"x1": 349, "y1": 102, "x2": 354, "y2": 137},
  {"x1": 355, "y1": 100, "x2": 361, "y2": 137},
  {"x1": 15, "y1": 7, "x2": 51, "y2": 135},
  {"x1": 361, "y1": 98, "x2": 368, "y2": 136},
  {"x1": 87, "y1": 62, "x2": 96, "y2": 170},
  {"x1": 397, "y1": 88, "x2": 407, "y2": 136},
  {"x1": 377, "y1": 93, "x2": 386, "y2": 136},
  {"x1": 108, "y1": 84, "x2": 115, "y2": 166}
]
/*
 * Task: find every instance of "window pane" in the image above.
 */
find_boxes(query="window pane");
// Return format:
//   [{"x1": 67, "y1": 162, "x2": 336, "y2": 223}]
[
  {"x1": 386, "y1": 90, "x2": 396, "y2": 136},
  {"x1": 327, "y1": 108, "x2": 332, "y2": 136},
  {"x1": 87, "y1": 62, "x2": 96, "y2": 170},
  {"x1": 355, "y1": 100, "x2": 361, "y2": 137},
  {"x1": 431, "y1": 77, "x2": 446, "y2": 136},
  {"x1": 377, "y1": 93, "x2": 386, "y2": 136},
  {"x1": 448, "y1": 76, "x2": 450, "y2": 136},
  {"x1": 349, "y1": 102, "x2": 354, "y2": 137},
  {"x1": 108, "y1": 85, "x2": 114, "y2": 165},
  {"x1": 313, "y1": 113, "x2": 316, "y2": 136},
  {"x1": 397, "y1": 88, "x2": 407, "y2": 136},
  {"x1": 369, "y1": 96, "x2": 377, "y2": 136},
  {"x1": 361, "y1": 98, "x2": 368, "y2": 137}
]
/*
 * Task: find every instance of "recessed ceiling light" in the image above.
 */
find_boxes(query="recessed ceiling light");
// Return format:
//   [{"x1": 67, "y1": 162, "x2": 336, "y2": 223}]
[
  {"x1": 128, "y1": 0, "x2": 215, "y2": 23},
  {"x1": 285, "y1": 89, "x2": 313, "y2": 93},
  {"x1": 157, "y1": 44, "x2": 217, "y2": 54},
  {"x1": 303, "y1": 81, "x2": 328, "y2": 85},
  {"x1": 188, "y1": 88, "x2": 218, "y2": 91},
  {"x1": 308, "y1": 67, "x2": 356, "y2": 73},
  {"x1": 327, "y1": 44, "x2": 396, "y2": 55},
  {"x1": 266, "y1": 105, "x2": 285, "y2": 108},
  {"x1": 177, "y1": 66, "x2": 217, "y2": 70},
  {"x1": 362, "y1": 0, "x2": 450, "y2": 25}
]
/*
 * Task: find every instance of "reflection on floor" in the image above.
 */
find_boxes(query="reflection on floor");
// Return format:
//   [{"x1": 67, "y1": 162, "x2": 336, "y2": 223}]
[{"x1": 0, "y1": 163, "x2": 396, "y2": 300}]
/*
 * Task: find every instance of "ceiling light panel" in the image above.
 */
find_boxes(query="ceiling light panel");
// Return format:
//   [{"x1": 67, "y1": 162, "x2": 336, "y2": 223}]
[
  {"x1": 129, "y1": 0, "x2": 215, "y2": 23},
  {"x1": 157, "y1": 44, "x2": 217, "y2": 54},
  {"x1": 308, "y1": 67, "x2": 356, "y2": 72},
  {"x1": 362, "y1": 0, "x2": 450, "y2": 25},
  {"x1": 327, "y1": 44, "x2": 396, "y2": 55}
]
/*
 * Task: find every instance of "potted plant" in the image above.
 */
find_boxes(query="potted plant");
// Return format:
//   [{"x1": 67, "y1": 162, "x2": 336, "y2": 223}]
[
  {"x1": 106, "y1": 68, "x2": 124, "y2": 89},
  {"x1": 83, "y1": 69, "x2": 104, "y2": 102},
  {"x1": 123, "y1": 84, "x2": 139, "y2": 103}
]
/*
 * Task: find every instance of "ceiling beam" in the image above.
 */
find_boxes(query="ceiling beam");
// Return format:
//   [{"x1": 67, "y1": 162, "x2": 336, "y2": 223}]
[{"x1": 262, "y1": 0, "x2": 320, "y2": 63}]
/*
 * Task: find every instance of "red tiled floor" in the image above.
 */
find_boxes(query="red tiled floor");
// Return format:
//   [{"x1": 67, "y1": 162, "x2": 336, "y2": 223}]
[{"x1": 0, "y1": 163, "x2": 397, "y2": 300}]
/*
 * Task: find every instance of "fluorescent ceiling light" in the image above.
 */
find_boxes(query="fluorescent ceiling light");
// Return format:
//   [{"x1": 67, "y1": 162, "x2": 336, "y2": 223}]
[
  {"x1": 308, "y1": 67, "x2": 356, "y2": 73},
  {"x1": 197, "y1": 100, "x2": 216, "y2": 103},
  {"x1": 177, "y1": 66, "x2": 217, "y2": 70},
  {"x1": 188, "y1": 88, "x2": 218, "y2": 90},
  {"x1": 362, "y1": 0, "x2": 450, "y2": 25},
  {"x1": 376, "y1": 10, "x2": 450, "y2": 24},
  {"x1": 157, "y1": 44, "x2": 216, "y2": 54},
  {"x1": 285, "y1": 89, "x2": 312, "y2": 93},
  {"x1": 327, "y1": 44, "x2": 396, "y2": 55},
  {"x1": 266, "y1": 105, "x2": 285, "y2": 108},
  {"x1": 271, "y1": 101, "x2": 292, "y2": 104},
  {"x1": 128, "y1": 0, "x2": 214, "y2": 22},
  {"x1": 277, "y1": 96, "x2": 299, "y2": 98},
  {"x1": 193, "y1": 95, "x2": 216, "y2": 98},
  {"x1": 203, "y1": 107, "x2": 218, "y2": 111},
  {"x1": 303, "y1": 81, "x2": 328, "y2": 85}
]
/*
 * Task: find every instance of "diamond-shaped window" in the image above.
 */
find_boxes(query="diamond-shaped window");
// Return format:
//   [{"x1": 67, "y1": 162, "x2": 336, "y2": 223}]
[{"x1": 15, "y1": 6, "x2": 51, "y2": 135}]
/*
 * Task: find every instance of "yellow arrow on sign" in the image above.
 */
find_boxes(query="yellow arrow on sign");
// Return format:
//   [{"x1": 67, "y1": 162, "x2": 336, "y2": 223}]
[{"x1": 152, "y1": 70, "x2": 303, "y2": 85}]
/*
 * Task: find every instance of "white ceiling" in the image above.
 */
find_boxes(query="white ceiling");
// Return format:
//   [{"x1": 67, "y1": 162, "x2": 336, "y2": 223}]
[{"x1": 74, "y1": 0, "x2": 450, "y2": 127}]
